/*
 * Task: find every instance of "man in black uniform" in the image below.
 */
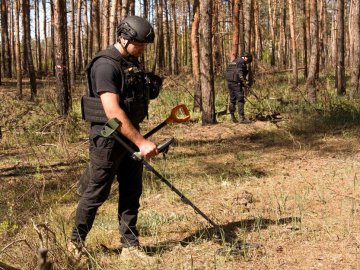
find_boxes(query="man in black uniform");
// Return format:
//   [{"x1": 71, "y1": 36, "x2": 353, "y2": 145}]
[
  {"x1": 225, "y1": 52, "x2": 253, "y2": 123},
  {"x1": 68, "y1": 16, "x2": 161, "y2": 262}
]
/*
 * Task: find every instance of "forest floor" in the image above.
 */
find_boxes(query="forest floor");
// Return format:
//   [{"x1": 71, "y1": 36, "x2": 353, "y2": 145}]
[{"x1": 1, "y1": 78, "x2": 360, "y2": 269}]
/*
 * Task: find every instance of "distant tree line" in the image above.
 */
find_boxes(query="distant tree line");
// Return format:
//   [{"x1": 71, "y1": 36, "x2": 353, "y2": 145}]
[{"x1": 0, "y1": 0, "x2": 359, "y2": 124}]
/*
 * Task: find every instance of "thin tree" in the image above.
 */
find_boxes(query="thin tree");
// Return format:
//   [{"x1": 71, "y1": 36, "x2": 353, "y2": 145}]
[
  {"x1": 53, "y1": 0, "x2": 70, "y2": 116},
  {"x1": 229, "y1": 0, "x2": 240, "y2": 61},
  {"x1": 69, "y1": 0, "x2": 75, "y2": 89},
  {"x1": 75, "y1": 0, "x2": 82, "y2": 73},
  {"x1": 306, "y1": 0, "x2": 319, "y2": 103},
  {"x1": 336, "y1": 0, "x2": 346, "y2": 96},
  {"x1": 171, "y1": 0, "x2": 179, "y2": 74},
  {"x1": 23, "y1": 0, "x2": 37, "y2": 100},
  {"x1": 254, "y1": 0, "x2": 263, "y2": 61},
  {"x1": 199, "y1": 0, "x2": 215, "y2": 124},
  {"x1": 288, "y1": 0, "x2": 298, "y2": 86},
  {"x1": 302, "y1": 0, "x2": 308, "y2": 77},
  {"x1": 35, "y1": 0, "x2": 42, "y2": 77},
  {"x1": 1, "y1": 0, "x2": 12, "y2": 78},
  {"x1": 191, "y1": 0, "x2": 201, "y2": 112},
  {"x1": 350, "y1": 0, "x2": 360, "y2": 98},
  {"x1": 14, "y1": 0, "x2": 22, "y2": 99},
  {"x1": 102, "y1": 0, "x2": 110, "y2": 49},
  {"x1": 92, "y1": 0, "x2": 100, "y2": 54},
  {"x1": 42, "y1": 0, "x2": 48, "y2": 75},
  {"x1": 268, "y1": 0, "x2": 278, "y2": 66},
  {"x1": 109, "y1": 0, "x2": 118, "y2": 45}
]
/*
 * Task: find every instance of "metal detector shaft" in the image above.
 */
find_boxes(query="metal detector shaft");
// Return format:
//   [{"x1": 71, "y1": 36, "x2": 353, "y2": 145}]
[{"x1": 102, "y1": 118, "x2": 218, "y2": 228}]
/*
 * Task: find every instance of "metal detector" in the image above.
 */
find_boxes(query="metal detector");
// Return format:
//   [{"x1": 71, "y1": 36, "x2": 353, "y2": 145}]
[{"x1": 101, "y1": 118, "x2": 218, "y2": 228}]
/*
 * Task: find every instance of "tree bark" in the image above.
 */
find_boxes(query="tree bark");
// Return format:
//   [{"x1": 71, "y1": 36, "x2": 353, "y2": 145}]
[
  {"x1": 336, "y1": 0, "x2": 346, "y2": 96},
  {"x1": 302, "y1": 0, "x2": 308, "y2": 78},
  {"x1": 350, "y1": 0, "x2": 360, "y2": 98},
  {"x1": 199, "y1": 0, "x2": 215, "y2": 124},
  {"x1": 288, "y1": 0, "x2": 298, "y2": 87},
  {"x1": 42, "y1": 0, "x2": 48, "y2": 75},
  {"x1": 191, "y1": 0, "x2": 201, "y2": 112},
  {"x1": 102, "y1": 0, "x2": 110, "y2": 49},
  {"x1": 109, "y1": 0, "x2": 118, "y2": 45},
  {"x1": 69, "y1": 0, "x2": 75, "y2": 89},
  {"x1": 229, "y1": 0, "x2": 240, "y2": 61},
  {"x1": 254, "y1": 0, "x2": 263, "y2": 61},
  {"x1": 92, "y1": 0, "x2": 100, "y2": 54},
  {"x1": 306, "y1": 0, "x2": 319, "y2": 103},
  {"x1": 171, "y1": 0, "x2": 179, "y2": 74},
  {"x1": 23, "y1": 0, "x2": 37, "y2": 100},
  {"x1": 14, "y1": 0, "x2": 22, "y2": 99},
  {"x1": 75, "y1": 0, "x2": 82, "y2": 73},
  {"x1": 53, "y1": 0, "x2": 70, "y2": 116},
  {"x1": 1, "y1": 0, "x2": 12, "y2": 77}
]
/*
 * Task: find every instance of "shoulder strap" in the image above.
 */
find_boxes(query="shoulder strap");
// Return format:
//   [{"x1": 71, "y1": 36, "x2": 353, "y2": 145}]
[{"x1": 86, "y1": 46, "x2": 125, "y2": 97}]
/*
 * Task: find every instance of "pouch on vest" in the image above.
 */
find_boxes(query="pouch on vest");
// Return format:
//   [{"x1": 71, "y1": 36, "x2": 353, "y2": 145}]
[{"x1": 225, "y1": 61, "x2": 239, "y2": 82}]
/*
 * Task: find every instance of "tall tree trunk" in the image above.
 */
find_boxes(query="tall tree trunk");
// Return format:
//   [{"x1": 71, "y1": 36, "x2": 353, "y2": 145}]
[
  {"x1": 23, "y1": 0, "x2": 37, "y2": 100},
  {"x1": 42, "y1": 0, "x2": 48, "y2": 75},
  {"x1": 69, "y1": 0, "x2": 75, "y2": 90},
  {"x1": 306, "y1": 0, "x2": 319, "y2": 103},
  {"x1": 92, "y1": 0, "x2": 100, "y2": 54},
  {"x1": 212, "y1": 0, "x2": 222, "y2": 75},
  {"x1": 75, "y1": 0, "x2": 82, "y2": 73},
  {"x1": 50, "y1": 0, "x2": 55, "y2": 76},
  {"x1": 350, "y1": 0, "x2": 360, "y2": 98},
  {"x1": 191, "y1": 0, "x2": 201, "y2": 112},
  {"x1": 34, "y1": 0, "x2": 42, "y2": 77},
  {"x1": 171, "y1": 0, "x2": 179, "y2": 74},
  {"x1": 157, "y1": 0, "x2": 165, "y2": 70},
  {"x1": 302, "y1": 0, "x2": 308, "y2": 77},
  {"x1": 121, "y1": 0, "x2": 129, "y2": 19},
  {"x1": 84, "y1": 0, "x2": 89, "y2": 67},
  {"x1": 53, "y1": 0, "x2": 70, "y2": 116},
  {"x1": 14, "y1": 0, "x2": 22, "y2": 99},
  {"x1": 109, "y1": 0, "x2": 118, "y2": 45},
  {"x1": 254, "y1": 0, "x2": 263, "y2": 61},
  {"x1": 199, "y1": 0, "x2": 215, "y2": 124},
  {"x1": 164, "y1": 0, "x2": 171, "y2": 72},
  {"x1": 289, "y1": 0, "x2": 298, "y2": 87},
  {"x1": 244, "y1": 0, "x2": 253, "y2": 53},
  {"x1": 268, "y1": 0, "x2": 277, "y2": 66},
  {"x1": 1, "y1": 0, "x2": 12, "y2": 77},
  {"x1": 319, "y1": 0, "x2": 327, "y2": 67},
  {"x1": 102, "y1": 0, "x2": 110, "y2": 49},
  {"x1": 336, "y1": 0, "x2": 346, "y2": 96},
  {"x1": 229, "y1": 0, "x2": 240, "y2": 61}
]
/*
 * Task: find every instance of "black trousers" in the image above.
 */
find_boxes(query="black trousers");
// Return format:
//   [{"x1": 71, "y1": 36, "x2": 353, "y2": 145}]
[
  {"x1": 71, "y1": 126, "x2": 143, "y2": 247},
  {"x1": 227, "y1": 82, "x2": 245, "y2": 117}
]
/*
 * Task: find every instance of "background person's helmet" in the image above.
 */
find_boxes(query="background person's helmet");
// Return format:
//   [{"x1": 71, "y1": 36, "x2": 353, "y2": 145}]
[
  {"x1": 117, "y1": 16, "x2": 155, "y2": 43},
  {"x1": 241, "y1": 51, "x2": 253, "y2": 63}
]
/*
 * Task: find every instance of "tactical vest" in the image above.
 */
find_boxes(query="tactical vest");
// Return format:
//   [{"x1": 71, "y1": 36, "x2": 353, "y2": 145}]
[
  {"x1": 225, "y1": 58, "x2": 248, "y2": 83},
  {"x1": 225, "y1": 61, "x2": 239, "y2": 82},
  {"x1": 81, "y1": 46, "x2": 149, "y2": 127}
]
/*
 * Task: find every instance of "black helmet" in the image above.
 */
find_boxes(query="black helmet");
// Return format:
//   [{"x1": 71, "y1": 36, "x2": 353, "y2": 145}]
[
  {"x1": 117, "y1": 16, "x2": 155, "y2": 43},
  {"x1": 241, "y1": 51, "x2": 253, "y2": 63}
]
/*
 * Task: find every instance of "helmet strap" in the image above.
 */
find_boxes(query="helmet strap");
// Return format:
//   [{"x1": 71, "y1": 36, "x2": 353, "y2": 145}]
[{"x1": 116, "y1": 38, "x2": 130, "y2": 56}]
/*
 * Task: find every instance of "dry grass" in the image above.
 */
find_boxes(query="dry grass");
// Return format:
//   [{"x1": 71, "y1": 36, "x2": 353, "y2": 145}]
[{"x1": 1, "y1": 77, "x2": 360, "y2": 269}]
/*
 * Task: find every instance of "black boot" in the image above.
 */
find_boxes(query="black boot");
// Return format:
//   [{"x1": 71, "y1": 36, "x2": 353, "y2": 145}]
[
  {"x1": 239, "y1": 115, "x2": 252, "y2": 124},
  {"x1": 230, "y1": 113, "x2": 237, "y2": 123}
]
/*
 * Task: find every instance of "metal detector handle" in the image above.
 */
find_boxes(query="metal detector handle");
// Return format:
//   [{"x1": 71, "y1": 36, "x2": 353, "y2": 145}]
[{"x1": 144, "y1": 104, "x2": 190, "y2": 138}]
